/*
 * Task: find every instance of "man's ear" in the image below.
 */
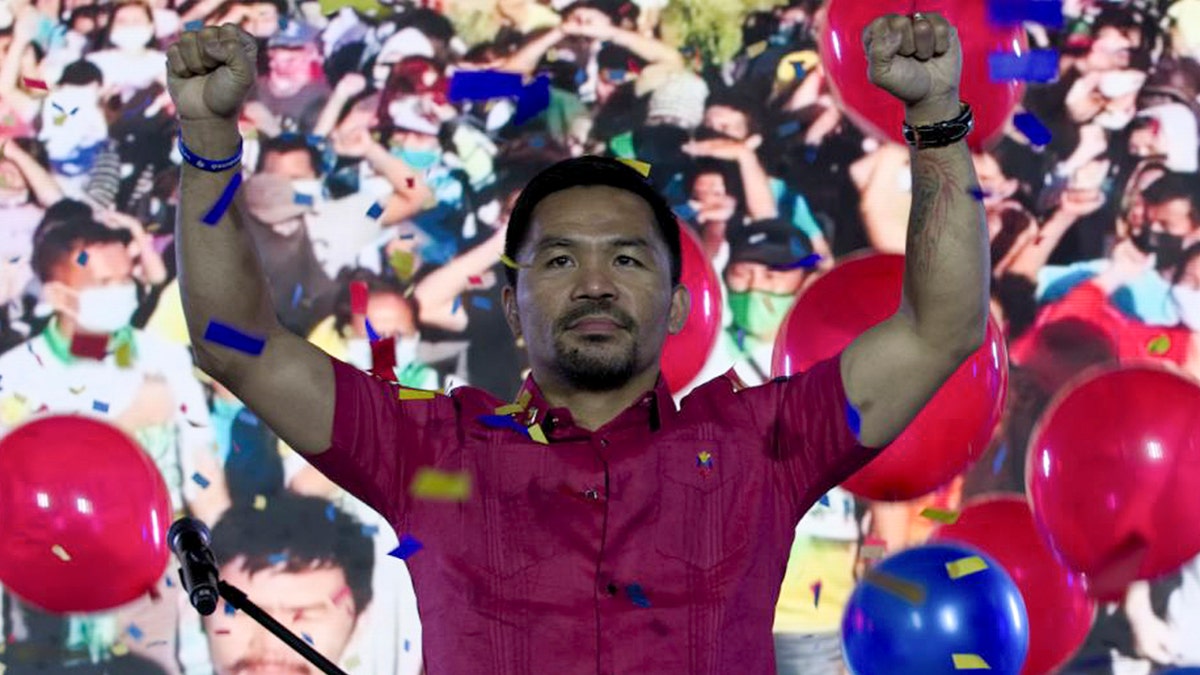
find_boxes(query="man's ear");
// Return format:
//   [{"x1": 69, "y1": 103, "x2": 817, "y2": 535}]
[
  {"x1": 501, "y1": 284, "x2": 522, "y2": 340},
  {"x1": 667, "y1": 284, "x2": 691, "y2": 335}
]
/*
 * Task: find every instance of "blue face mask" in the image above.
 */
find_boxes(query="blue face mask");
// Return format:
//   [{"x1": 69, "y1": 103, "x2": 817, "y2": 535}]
[{"x1": 393, "y1": 146, "x2": 440, "y2": 170}]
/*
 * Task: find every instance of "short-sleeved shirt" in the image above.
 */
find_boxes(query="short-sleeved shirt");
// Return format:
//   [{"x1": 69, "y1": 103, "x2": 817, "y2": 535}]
[{"x1": 308, "y1": 353, "x2": 872, "y2": 675}]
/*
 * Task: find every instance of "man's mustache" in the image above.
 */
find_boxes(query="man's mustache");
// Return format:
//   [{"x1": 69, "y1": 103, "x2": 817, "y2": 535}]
[{"x1": 557, "y1": 302, "x2": 634, "y2": 331}]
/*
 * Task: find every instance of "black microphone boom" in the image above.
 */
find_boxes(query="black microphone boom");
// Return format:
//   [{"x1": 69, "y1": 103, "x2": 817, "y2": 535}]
[{"x1": 168, "y1": 517, "x2": 221, "y2": 615}]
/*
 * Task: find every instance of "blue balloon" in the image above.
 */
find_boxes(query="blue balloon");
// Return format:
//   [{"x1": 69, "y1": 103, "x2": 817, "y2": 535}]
[{"x1": 842, "y1": 542, "x2": 1029, "y2": 675}]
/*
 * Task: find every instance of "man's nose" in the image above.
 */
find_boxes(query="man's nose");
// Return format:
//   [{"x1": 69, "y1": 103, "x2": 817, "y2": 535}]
[{"x1": 571, "y1": 261, "x2": 619, "y2": 299}]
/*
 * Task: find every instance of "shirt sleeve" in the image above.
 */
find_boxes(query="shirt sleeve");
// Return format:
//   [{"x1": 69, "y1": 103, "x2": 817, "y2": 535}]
[
  {"x1": 739, "y1": 353, "x2": 871, "y2": 520},
  {"x1": 304, "y1": 355, "x2": 451, "y2": 524}
]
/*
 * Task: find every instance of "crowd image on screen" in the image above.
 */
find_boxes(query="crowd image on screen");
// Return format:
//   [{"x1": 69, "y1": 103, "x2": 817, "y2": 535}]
[{"x1": 1, "y1": 0, "x2": 1200, "y2": 672}]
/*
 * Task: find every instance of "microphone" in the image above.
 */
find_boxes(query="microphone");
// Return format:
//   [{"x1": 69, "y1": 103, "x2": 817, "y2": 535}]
[{"x1": 168, "y1": 517, "x2": 220, "y2": 615}]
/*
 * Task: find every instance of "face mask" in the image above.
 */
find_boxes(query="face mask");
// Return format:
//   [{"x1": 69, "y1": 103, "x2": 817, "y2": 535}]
[
  {"x1": 1094, "y1": 108, "x2": 1135, "y2": 130},
  {"x1": 728, "y1": 290, "x2": 797, "y2": 339},
  {"x1": 395, "y1": 147, "x2": 440, "y2": 170},
  {"x1": 1172, "y1": 284, "x2": 1200, "y2": 331},
  {"x1": 109, "y1": 25, "x2": 154, "y2": 50},
  {"x1": 75, "y1": 282, "x2": 138, "y2": 334}
]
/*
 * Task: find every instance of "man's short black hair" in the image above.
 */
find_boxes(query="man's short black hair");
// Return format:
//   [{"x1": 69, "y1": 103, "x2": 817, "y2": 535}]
[
  {"x1": 502, "y1": 155, "x2": 682, "y2": 288},
  {"x1": 59, "y1": 59, "x2": 103, "y2": 87},
  {"x1": 1143, "y1": 171, "x2": 1200, "y2": 226},
  {"x1": 258, "y1": 134, "x2": 321, "y2": 175},
  {"x1": 209, "y1": 494, "x2": 375, "y2": 618},
  {"x1": 31, "y1": 203, "x2": 133, "y2": 282}
]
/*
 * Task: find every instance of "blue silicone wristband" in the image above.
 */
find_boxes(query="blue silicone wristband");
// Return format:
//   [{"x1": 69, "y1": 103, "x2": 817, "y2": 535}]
[{"x1": 177, "y1": 131, "x2": 243, "y2": 172}]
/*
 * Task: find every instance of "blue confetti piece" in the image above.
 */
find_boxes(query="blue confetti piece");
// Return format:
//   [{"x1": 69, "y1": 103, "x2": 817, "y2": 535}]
[
  {"x1": 477, "y1": 414, "x2": 531, "y2": 436},
  {"x1": 447, "y1": 70, "x2": 524, "y2": 102},
  {"x1": 988, "y1": 50, "x2": 1059, "y2": 83},
  {"x1": 735, "y1": 328, "x2": 746, "y2": 351},
  {"x1": 366, "y1": 202, "x2": 384, "y2": 219},
  {"x1": 267, "y1": 552, "x2": 288, "y2": 565},
  {"x1": 625, "y1": 584, "x2": 651, "y2": 608},
  {"x1": 203, "y1": 320, "x2": 266, "y2": 355},
  {"x1": 987, "y1": 0, "x2": 1064, "y2": 28},
  {"x1": 362, "y1": 524, "x2": 379, "y2": 537},
  {"x1": 326, "y1": 503, "x2": 336, "y2": 522},
  {"x1": 191, "y1": 472, "x2": 210, "y2": 489},
  {"x1": 513, "y1": 75, "x2": 551, "y2": 126},
  {"x1": 69, "y1": 107, "x2": 78, "y2": 116},
  {"x1": 92, "y1": 400, "x2": 109, "y2": 413},
  {"x1": 845, "y1": 399, "x2": 862, "y2": 439},
  {"x1": 819, "y1": 494, "x2": 831, "y2": 507},
  {"x1": 224, "y1": 600, "x2": 237, "y2": 616},
  {"x1": 399, "y1": 233, "x2": 415, "y2": 240},
  {"x1": 302, "y1": 633, "x2": 313, "y2": 645},
  {"x1": 76, "y1": 251, "x2": 88, "y2": 265},
  {"x1": 771, "y1": 254, "x2": 822, "y2": 271},
  {"x1": 404, "y1": 640, "x2": 411, "y2": 652},
  {"x1": 451, "y1": 296, "x2": 461, "y2": 314},
  {"x1": 776, "y1": 120, "x2": 802, "y2": 138},
  {"x1": 184, "y1": 20, "x2": 203, "y2": 31},
  {"x1": 993, "y1": 442, "x2": 1009, "y2": 475},
  {"x1": 201, "y1": 172, "x2": 243, "y2": 226},
  {"x1": 165, "y1": 575, "x2": 173, "y2": 587},
  {"x1": 51, "y1": 102, "x2": 64, "y2": 114},
  {"x1": 389, "y1": 534, "x2": 424, "y2": 560},
  {"x1": 365, "y1": 317, "x2": 380, "y2": 342},
  {"x1": 293, "y1": 192, "x2": 314, "y2": 206},
  {"x1": 127, "y1": 625, "x2": 143, "y2": 641},
  {"x1": 1013, "y1": 112, "x2": 1053, "y2": 146},
  {"x1": 471, "y1": 296, "x2": 492, "y2": 310},
  {"x1": 291, "y1": 283, "x2": 303, "y2": 308},
  {"x1": 674, "y1": 202, "x2": 698, "y2": 221},
  {"x1": 968, "y1": 186, "x2": 991, "y2": 201}
]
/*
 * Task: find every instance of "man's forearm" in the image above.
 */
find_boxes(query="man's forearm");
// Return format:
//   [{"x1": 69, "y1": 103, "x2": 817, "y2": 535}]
[
  {"x1": 176, "y1": 119, "x2": 279, "y2": 375},
  {"x1": 901, "y1": 105, "x2": 989, "y2": 351}
]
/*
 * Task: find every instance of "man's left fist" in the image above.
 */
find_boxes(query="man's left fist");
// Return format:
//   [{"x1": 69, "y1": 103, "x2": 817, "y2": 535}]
[{"x1": 862, "y1": 13, "x2": 962, "y2": 122}]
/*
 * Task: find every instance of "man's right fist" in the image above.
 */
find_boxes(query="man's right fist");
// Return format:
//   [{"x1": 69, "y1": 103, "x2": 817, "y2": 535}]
[{"x1": 166, "y1": 24, "x2": 257, "y2": 121}]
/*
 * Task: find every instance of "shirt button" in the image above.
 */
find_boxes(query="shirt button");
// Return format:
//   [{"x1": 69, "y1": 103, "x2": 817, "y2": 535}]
[
  {"x1": 584, "y1": 488, "x2": 599, "y2": 500},
  {"x1": 598, "y1": 438, "x2": 609, "y2": 447}
]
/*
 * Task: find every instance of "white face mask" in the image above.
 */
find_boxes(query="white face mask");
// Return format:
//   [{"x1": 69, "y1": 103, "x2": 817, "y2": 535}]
[
  {"x1": 1172, "y1": 284, "x2": 1200, "y2": 331},
  {"x1": 1094, "y1": 108, "x2": 1135, "y2": 130},
  {"x1": 345, "y1": 335, "x2": 420, "y2": 374},
  {"x1": 109, "y1": 25, "x2": 154, "y2": 51},
  {"x1": 75, "y1": 282, "x2": 138, "y2": 334}
]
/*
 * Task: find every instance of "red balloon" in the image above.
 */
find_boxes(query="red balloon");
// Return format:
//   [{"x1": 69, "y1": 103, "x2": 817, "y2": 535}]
[
  {"x1": 661, "y1": 219, "x2": 722, "y2": 393},
  {"x1": 771, "y1": 253, "x2": 1007, "y2": 500},
  {"x1": 932, "y1": 494, "x2": 1095, "y2": 675},
  {"x1": 1027, "y1": 365, "x2": 1200, "y2": 601},
  {"x1": 819, "y1": 0, "x2": 1027, "y2": 151},
  {"x1": 0, "y1": 415, "x2": 172, "y2": 613}
]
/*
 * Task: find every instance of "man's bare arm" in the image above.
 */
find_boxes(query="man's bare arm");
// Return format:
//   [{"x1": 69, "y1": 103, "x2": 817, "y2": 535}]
[
  {"x1": 170, "y1": 25, "x2": 335, "y2": 455},
  {"x1": 841, "y1": 13, "x2": 989, "y2": 449}
]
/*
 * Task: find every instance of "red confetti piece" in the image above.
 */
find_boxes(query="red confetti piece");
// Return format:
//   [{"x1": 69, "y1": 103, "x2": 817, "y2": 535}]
[
  {"x1": 215, "y1": 629, "x2": 231, "y2": 635},
  {"x1": 70, "y1": 333, "x2": 109, "y2": 360},
  {"x1": 406, "y1": 177, "x2": 415, "y2": 188},
  {"x1": 370, "y1": 336, "x2": 397, "y2": 380},
  {"x1": 467, "y1": 275, "x2": 482, "y2": 285},
  {"x1": 21, "y1": 77, "x2": 48, "y2": 91},
  {"x1": 350, "y1": 280, "x2": 369, "y2": 315}
]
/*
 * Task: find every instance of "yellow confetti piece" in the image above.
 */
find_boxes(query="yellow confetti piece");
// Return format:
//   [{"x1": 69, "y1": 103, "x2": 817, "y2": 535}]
[
  {"x1": 398, "y1": 388, "x2": 436, "y2": 400},
  {"x1": 53, "y1": 114, "x2": 68, "y2": 126},
  {"x1": 389, "y1": 249, "x2": 415, "y2": 281},
  {"x1": 746, "y1": 41, "x2": 768, "y2": 58},
  {"x1": 51, "y1": 544, "x2": 72, "y2": 562},
  {"x1": 410, "y1": 467, "x2": 471, "y2": 501},
  {"x1": 494, "y1": 403, "x2": 524, "y2": 415},
  {"x1": 617, "y1": 158, "x2": 651, "y2": 177},
  {"x1": 952, "y1": 653, "x2": 990, "y2": 670},
  {"x1": 946, "y1": 555, "x2": 988, "y2": 580},
  {"x1": 920, "y1": 507, "x2": 960, "y2": 525},
  {"x1": 253, "y1": 494, "x2": 267, "y2": 510},
  {"x1": 111, "y1": 643, "x2": 129, "y2": 657},
  {"x1": 1147, "y1": 334, "x2": 1171, "y2": 355},
  {"x1": 68, "y1": 385, "x2": 86, "y2": 395},
  {"x1": 499, "y1": 253, "x2": 522, "y2": 270},
  {"x1": 516, "y1": 390, "x2": 532, "y2": 408},
  {"x1": 528, "y1": 423, "x2": 547, "y2": 444},
  {"x1": 344, "y1": 655, "x2": 361, "y2": 670},
  {"x1": 115, "y1": 342, "x2": 133, "y2": 368},
  {"x1": 865, "y1": 570, "x2": 925, "y2": 604}
]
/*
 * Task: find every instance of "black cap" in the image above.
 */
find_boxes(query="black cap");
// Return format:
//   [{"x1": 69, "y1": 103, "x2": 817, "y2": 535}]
[{"x1": 726, "y1": 218, "x2": 814, "y2": 268}]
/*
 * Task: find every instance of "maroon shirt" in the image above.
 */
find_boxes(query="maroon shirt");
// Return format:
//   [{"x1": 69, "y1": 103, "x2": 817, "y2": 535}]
[{"x1": 310, "y1": 353, "x2": 874, "y2": 675}]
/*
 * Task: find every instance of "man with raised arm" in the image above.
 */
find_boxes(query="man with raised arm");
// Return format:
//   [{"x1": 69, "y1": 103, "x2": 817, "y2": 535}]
[{"x1": 167, "y1": 13, "x2": 988, "y2": 674}]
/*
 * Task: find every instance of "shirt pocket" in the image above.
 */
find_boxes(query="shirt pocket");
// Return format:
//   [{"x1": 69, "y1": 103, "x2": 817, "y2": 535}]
[{"x1": 654, "y1": 441, "x2": 750, "y2": 570}]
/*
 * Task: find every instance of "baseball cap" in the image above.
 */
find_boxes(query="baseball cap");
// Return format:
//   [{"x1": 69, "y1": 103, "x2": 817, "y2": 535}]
[
  {"x1": 268, "y1": 20, "x2": 319, "y2": 49},
  {"x1": 244, "y1": 174, "x2": 312, "y2": 225},
  {"x1": 727, "y1": 218, "x2": 814, "y2": 268}
]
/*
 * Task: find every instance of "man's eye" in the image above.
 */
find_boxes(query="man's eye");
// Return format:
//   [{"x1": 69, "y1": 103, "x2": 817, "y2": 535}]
[
  {"x1": 615, "y1": 255, "x2": 641, "y2": 266},
  {"x1": 547, "y1": 255, "x2": 572, "y2": 267}
]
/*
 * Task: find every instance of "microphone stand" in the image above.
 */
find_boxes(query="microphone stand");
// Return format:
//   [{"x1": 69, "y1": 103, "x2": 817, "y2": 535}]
[{"x1": 213, "y1": 581, "x2": 349, "y2": 675}]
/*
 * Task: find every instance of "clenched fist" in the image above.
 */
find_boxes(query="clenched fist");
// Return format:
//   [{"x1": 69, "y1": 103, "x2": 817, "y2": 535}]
[
  {"x1": 862, "y1": 13, "x2": 962, "y2": 123},
  {"x1": 166, "y1": 24, "x2": 257, "y2": 122}
]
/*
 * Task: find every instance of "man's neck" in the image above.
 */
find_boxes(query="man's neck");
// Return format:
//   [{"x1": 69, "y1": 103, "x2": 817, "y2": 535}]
[{"x1": 533, "y1": 367, "x2": 660, "y2": 432}]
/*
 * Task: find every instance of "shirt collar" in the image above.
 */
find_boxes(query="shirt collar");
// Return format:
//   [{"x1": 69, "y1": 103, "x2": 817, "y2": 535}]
[{"x1": 513, "y1": 371, "x2": 677, "y2": 438}]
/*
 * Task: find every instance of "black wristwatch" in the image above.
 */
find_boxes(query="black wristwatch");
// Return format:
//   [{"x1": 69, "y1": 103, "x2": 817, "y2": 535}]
[{"x1": 902, "y1": 102, "x2": 974, "y2": 149}]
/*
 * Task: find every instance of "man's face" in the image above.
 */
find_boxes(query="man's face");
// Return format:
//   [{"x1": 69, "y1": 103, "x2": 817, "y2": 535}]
[
  {"x1": 351, "y1": 291, "x2": 416, "y2": 339},
  {"x1": 203, "y1": 560, "x2": 359, "y2": 675},
  {"x1": 971, "y1": 152, "x2": 1018, "y2": 210},
  {"x1": 502, "y1": 185, "x2": 688, "y2": 391},
  {"x1": 1146, "y1": 198, "x2": 1198, "y2": 238},
  {"x1": 690, "y1": 172, "x2": 727, "y2": 207},
  {"x1": 1087, "y1": 26, "x2": 1137, "y2": 71},
  {"x1": 242, "y1": 2, "x2": 281, "y2": 38},
  {"x1": 702, "y1": 105, "x2": 750, "y2": 141},
  {"x1": 268, "y1": 46, "x2": 316, "y2": 86},
  {"x1": 261, "y1": 149, "x2": 318, "y2": 180},
  {"x1": 46, "y1": 241, "x2": 134, "y2": 316},
  {"x1": 724, "y1": 261, "x2": 807, "y2": 295}
]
